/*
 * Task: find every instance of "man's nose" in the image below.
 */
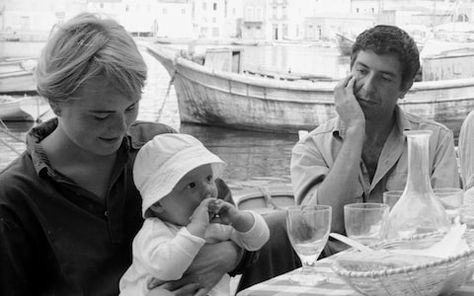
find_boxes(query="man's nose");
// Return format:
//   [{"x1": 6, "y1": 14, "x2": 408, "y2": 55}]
[{"x1": 358, "y1": 74, "x2": 376, "y2": 99}]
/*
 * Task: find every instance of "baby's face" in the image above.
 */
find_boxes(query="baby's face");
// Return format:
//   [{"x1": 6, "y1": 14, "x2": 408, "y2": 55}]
[{"x1": 158, "y1": 164, "x2": 218, "y2": 226}]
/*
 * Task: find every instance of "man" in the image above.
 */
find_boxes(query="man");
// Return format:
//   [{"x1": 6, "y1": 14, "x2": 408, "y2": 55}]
[{"x1": 291, "y1": 25, "x2": 459, "y2": 254}]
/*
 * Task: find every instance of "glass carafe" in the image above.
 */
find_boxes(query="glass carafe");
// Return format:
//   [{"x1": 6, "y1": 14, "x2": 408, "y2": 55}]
[{"x1": 385, "y1": 130, "x2": 450, "y2": 239}]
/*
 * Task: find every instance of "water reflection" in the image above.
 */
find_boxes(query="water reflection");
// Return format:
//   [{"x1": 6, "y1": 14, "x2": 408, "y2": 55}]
[
  {"x1": 0, "y1": 121, "x2": 32, "y2": 169},
  {"x1": 180, "y1": 123, "x2": 297, "y2": 189},
  {"x1": 0, "y1": 120, "x2": 298, "y2": 192}
]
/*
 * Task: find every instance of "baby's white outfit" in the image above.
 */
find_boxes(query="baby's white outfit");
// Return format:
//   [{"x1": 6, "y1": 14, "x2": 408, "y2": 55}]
[{"x1": 119, "y1": 211, "x2": 269, "y2": 296}]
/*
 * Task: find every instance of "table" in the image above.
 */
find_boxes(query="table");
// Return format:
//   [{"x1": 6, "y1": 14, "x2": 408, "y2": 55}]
[{"x1": 237, "y1": 255, "x2": 474, "y2": 296}]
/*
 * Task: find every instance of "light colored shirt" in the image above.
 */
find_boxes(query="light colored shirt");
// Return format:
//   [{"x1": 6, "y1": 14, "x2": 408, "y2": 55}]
[
  {"x1": 119, "y1": 211, "x2": 269, "y2": 296},
  {"x1": 460, "y1": 110, "x2": 474, "y2": 190},
  {"x1": 291, "y1": 106, "x2": 460, "y2": 205},
  {"x1": 291, "y1": 107, "x2": 459, "y2": 255}
]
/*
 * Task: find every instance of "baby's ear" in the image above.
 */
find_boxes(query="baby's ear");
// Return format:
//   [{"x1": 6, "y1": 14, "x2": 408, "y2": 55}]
[{"x1": 150, "y1": 202, "x2": 164, "y2": 214}]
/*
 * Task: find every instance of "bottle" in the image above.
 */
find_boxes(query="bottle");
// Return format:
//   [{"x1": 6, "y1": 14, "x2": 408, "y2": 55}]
[{"x1": 385, "y1": 130, "x2": 450, "y2": 239}]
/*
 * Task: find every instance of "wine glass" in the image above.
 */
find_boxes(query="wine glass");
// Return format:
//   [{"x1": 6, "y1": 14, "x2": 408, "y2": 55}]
[
  {"x1": 286, "y1": 204, "x2": 331, "y2": 286},
  {"x1": 344, "y1": 203, "x2": 389, "y2": 245}
]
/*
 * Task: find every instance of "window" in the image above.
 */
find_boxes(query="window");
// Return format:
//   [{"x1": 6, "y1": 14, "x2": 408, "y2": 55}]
[
  {"x1": 213, "y1": 3, "x2": 217, "y2": 11},
  {"x1": 182, "y1": 8, "x2": 186, "y2": 14},
  {"x1": 203, "y1": 2, "x2": 207, "y2": 10},
  {"x1": 212, "y1": 17, "x2": 216, "y2": 23},
  {"x1": 100, "y1": 3, "x2": 104, "y2": 9},
  {"x1": 247, "y1": 7, "x2": 254, "y2": 20},
  {"x1": 272, "y1": 6, "x2": 277, "y2": 18},
  {"x1": 212, "y1": 27, "x2": 219, "y2": 37},
  {"x1": 163, "y1": 8, "x2": 167, "y2": 14},
  {"x1": 256, "y1": 7, "x2": 263, "y2": 20}
]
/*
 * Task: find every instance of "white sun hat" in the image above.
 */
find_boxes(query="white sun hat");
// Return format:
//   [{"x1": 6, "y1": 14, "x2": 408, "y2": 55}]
[{"x1": 133, "y1": 133, "x2": 226, "y2": 217}]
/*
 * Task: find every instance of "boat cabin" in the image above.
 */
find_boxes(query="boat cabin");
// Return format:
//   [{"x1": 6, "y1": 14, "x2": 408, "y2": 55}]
[{"x1": 204, "y1": 48, "x2": 243, "y2": 74}]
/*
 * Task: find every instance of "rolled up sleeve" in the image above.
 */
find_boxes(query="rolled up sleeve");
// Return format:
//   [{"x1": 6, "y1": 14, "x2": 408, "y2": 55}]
[
  {"x1": 291, "y1": 137, "x2": 328, "y2": 205},
  {"x1": 431, "y1": 127, "x2": 461, "y2": 188},
  {"x1": 460, "y1": 111, "x2": 474, "y2": 190}
]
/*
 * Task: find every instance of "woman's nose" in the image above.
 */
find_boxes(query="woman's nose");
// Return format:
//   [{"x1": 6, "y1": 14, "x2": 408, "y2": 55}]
[{"x1": 110, "y1": 113, "x2": 128, "y2": 133}]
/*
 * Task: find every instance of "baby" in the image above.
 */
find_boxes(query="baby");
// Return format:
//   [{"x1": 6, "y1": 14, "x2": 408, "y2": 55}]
[{"x1": 120, "y1": 133, "x2": 270, "y2": 296}]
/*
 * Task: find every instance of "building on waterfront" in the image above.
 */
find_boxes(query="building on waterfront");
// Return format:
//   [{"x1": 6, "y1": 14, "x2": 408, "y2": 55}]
[
  {"x1": 241, "y1": 0, "x2": 265, "y2": 40},
  {"x1": 0, "y1": 0, "x2": 87, "y2": 41},
  {"x1": 1, "y1": 0, "x2": 474, "y2": 43},
  {"x1": 154, "y1": 0, "x2": 193, "y2": 38}
]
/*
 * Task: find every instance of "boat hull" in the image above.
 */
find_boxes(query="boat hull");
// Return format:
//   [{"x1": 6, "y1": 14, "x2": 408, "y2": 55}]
[
  {"x1": 0, "y1": 97, "x2": 32, "y2": 121},
  {"x1": 0, "y1": 58, "x2": 37, "y2": 94},
  {"x1": 0, "y1": 96, "x2": 51, "y2": 122},
  {"x1": 147, "y1": 45, "x2": 474, "y2": 136},
  {"x1": 0, "y1": 71, "x2": 36, "y2": 93}
]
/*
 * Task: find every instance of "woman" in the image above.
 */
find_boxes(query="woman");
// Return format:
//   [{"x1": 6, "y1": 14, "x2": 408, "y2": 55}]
[{"x1": 0, "y1": 12, "x2": 242, "y2": 296}]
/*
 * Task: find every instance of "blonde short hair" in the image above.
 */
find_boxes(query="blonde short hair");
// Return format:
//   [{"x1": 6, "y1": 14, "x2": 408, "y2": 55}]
[{"x1": 35, "y1": 12, "x2": 147, "y2": 102}]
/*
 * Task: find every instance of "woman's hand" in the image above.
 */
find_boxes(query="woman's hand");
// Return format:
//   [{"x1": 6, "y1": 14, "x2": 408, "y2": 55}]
[{"x1": 149, "y1": 241, "x2": 242, "y2": 296}]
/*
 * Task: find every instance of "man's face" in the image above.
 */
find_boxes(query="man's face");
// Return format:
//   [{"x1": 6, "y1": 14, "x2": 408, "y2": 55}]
[{"x1": 351, "y1": 50, "x2": 410, "y2": 121}]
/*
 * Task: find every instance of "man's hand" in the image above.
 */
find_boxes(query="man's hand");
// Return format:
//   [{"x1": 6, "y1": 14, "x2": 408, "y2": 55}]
[
  {"x1": 334, "y1": 75, "x2": 365, "y2": 132},
  {"x1": 152, "y1": 241, "x2": 241, "y2": 296}
]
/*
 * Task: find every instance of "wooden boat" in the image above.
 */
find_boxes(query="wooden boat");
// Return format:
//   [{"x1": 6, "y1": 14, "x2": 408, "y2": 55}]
[
  {"x1": 0, "y1": 58, "x2": 37, "y2": 94},
  {"x1": 147, "y1": 45, "x2": 474, "y2": 137},
  {"x1": 235, "y1": 184, "x2": 294, "y2": 214},
  {"x1": 335, "y1": 33, "x2": 353, "y2": 56},
  {"x1": 0, "y1": 95, "x2": 50, "y2": 122}
]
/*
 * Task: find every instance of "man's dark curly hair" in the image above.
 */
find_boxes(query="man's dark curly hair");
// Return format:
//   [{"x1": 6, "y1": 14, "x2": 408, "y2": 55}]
[{"x1": 350, "y1": 25, "x2": 420, "y2": 90}]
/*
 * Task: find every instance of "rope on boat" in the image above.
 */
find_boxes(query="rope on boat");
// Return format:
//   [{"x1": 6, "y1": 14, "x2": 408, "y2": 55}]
[
  {"x1": 0, "y1": 119, "x2": 23, "y2": 155},
  {"x1": 259, "y1": 186, "x2": 282, "y2": 211},
  {"x1": 156, "y1": 71, "x2": 176, "y2": 122}
]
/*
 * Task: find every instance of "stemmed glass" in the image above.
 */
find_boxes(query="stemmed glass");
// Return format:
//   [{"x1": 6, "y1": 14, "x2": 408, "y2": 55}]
[{"x1": 286, "y1": 205, "x2": 332, "y2": 286}]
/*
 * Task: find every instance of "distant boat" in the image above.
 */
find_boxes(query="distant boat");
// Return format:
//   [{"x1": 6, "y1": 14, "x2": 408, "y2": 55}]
[
  {"x1": 231, "y1": 39, "x2": 259, "y2": 46},
  {"x1": 0, "y1": 58, "x2": 37, "y2": 94},
  {"x1": 147, "y1": 44, "x2": 474, "y2": 136},
  {"x1": 236, "y1": 184, "x2": 294, "y2": 214},
  {"x1": 0, "y1": 95, "x2": 50, "y2": 122},
  {"x1": 335, "y1": 33, "x2": 353, "y2": 56}
]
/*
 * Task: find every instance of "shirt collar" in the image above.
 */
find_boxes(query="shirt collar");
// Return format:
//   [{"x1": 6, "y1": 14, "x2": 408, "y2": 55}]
[
  {"x1": 333, "y1": 105, "x2": 412, "y2": 138},
  {"x1": 26, "y1": 118, "x2": 134, "y2": 176}
]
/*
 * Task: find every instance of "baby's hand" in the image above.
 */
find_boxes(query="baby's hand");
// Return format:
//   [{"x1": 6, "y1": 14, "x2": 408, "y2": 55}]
[
  {"x1": 209, "y1": 199, "x2": 255, "y2": 233},
  {"x1": 187, "y1": 198, "x2": 215, "y2": 237},
  {"x1": 208, "y1": 199, "x2": 239, "y2": 225}
]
